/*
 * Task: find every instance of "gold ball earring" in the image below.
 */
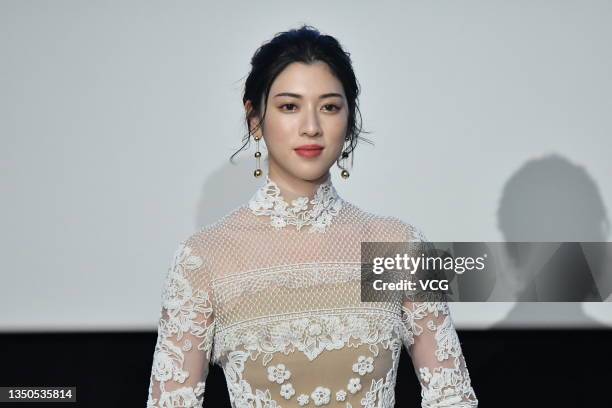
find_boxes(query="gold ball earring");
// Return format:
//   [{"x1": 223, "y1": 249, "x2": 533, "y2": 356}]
[
  {"x1": 339, "y1": 136, "x2": 351, "y2": 179},
  {"x1": 253, "y1": 134, "x2": 263, "y2": 177}
]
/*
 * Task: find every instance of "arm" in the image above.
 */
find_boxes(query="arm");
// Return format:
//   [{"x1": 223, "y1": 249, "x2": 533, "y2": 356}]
[
  {"x1": 401, "y1": 301, "x2": 478, "y2": 407},
  {"x1": 401, "y1": 224, "x2": 478, "y2": 407},
  {"x1": 147, "y1": 238, "x2": 215, "y2": 408}
]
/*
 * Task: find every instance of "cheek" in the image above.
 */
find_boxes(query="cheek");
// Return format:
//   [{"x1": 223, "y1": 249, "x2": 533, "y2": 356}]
[
  {"x1": 329, "y1": 142, "x2": 345, "y2": 160},
  {"x1": 262, "y1": 114, "x2": 294, "y2": 154},
  {"x1": 324, "y1": 112, "x2": 349, "y2": 134},
  {"x1": 264, "y1": 112, "x2": 286, "y2": 146},
  {"x1": 266, "y1": 110, "x2": 299, "y2": 134},
  {"x1": 325, "y1": 117, "x2": 348, "y2": 143}
]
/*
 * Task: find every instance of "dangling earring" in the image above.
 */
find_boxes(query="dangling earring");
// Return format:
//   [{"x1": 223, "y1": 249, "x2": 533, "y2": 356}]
[
  {"x1": 338, "y1": 135, "x2": 351, "y2": 179},
  {"x1": 253, "y1": 133, "x2": 263, "y2": 178}
]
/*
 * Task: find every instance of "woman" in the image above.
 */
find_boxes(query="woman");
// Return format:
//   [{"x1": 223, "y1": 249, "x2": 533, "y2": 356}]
[{"x1": 147, "y1": 25, "x2": 478, "y2": 408}]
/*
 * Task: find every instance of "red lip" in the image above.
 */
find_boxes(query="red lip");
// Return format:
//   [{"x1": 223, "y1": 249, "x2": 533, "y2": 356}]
[
  {"x1": 295, "y1": 144, "x2": 324, "y2": 151},
  {"x1": 294, "y1": 144, "x2": 324, "y2": 158}
]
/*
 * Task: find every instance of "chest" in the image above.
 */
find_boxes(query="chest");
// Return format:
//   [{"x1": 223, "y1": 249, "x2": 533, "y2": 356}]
[{"x1": 209, "y1": 262, "x2": 407, "y2": 366}]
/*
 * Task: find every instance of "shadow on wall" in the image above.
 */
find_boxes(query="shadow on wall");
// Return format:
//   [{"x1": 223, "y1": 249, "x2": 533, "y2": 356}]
[
  {"x1": 494, "y1": 153, "x2": 610, "y2": 328},
  {"x1": 195, "y1": 157, "x2": 269, "y2": 229}
]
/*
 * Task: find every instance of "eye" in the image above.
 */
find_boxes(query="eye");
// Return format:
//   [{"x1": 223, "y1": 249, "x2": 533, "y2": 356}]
[
  {"x1": 280, "y1": 103, "x2": 297, "y2": 112},
  {"x1": 322, "y1": 104, "x2": 340, "y2": 112}
]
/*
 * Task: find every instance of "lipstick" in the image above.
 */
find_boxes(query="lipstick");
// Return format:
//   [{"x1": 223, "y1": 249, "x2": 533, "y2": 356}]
[{"x1": 295, "y1": 144, "x2": 324, "y2": 158}]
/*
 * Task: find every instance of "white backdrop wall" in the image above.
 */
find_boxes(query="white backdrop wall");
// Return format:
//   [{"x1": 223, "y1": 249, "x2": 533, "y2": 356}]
[{"x1": 2, "y1": 0, "x2": 611, "y2": 331}]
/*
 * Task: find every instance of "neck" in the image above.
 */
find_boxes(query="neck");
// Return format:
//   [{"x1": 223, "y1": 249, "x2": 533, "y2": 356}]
[{"x1": 267, "y1": 169, "x2": 331, "y2": 203}]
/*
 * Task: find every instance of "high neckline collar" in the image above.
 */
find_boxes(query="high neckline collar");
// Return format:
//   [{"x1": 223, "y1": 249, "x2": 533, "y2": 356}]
[{"x1": 247, "y1": 174, "x2": 343, "y2": 233}]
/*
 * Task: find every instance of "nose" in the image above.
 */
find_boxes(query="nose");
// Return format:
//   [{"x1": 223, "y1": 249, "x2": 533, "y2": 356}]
[{"x1": 299, "y1": 106, "x2": 322, "y2": 137}]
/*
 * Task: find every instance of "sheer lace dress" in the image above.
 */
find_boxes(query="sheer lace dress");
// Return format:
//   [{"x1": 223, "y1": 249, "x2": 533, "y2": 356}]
[{"x1": 146, "y1": 173, "x2": 478, "y2": 408}]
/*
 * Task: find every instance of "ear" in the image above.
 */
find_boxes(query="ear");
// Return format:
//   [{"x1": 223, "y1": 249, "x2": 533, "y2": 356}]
[{"x1": 244, "y1": 100, "x2": 263, "y2": 139}]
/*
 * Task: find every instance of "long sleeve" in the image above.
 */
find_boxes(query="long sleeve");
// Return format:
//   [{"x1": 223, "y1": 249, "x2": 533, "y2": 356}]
[
  {"x1": 401, "y1": 301, "x2": 478, "y2": 407},
  {"x1": 147, "y1": 238, "x2": 216, "y2": 408},
  {"x1": 401, "y1": 226, "x2": 478, "y2": 407}
]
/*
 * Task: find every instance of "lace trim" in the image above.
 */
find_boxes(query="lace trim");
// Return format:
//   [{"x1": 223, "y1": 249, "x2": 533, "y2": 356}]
[
  {"x1": 247, "y1": 175, "x2": 343, "y2": 232},
  {"x1": 212, "y1": 308, "x2": 406, "y2": 364}
]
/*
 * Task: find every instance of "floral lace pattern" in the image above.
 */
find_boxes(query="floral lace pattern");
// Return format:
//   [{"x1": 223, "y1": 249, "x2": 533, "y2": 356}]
[
  {"x1": 147, "y1": 189, "x2": 478, "y2": 407},
  {"x1": 214, "y1": 310, "x2": 405, "y2": 365},
  {"x1": 221, "y1": 324, "x2": 403, "y2": 408},
  {"x1": 401, "y1": 303, "x2": 477, "y2": 407},
  {"x1": 147, "y1": 243, "x2": 215, "y2": 408},
  {"x1": 213, "y1": 302, "x2": 477, "y2": 407},
  {"x1": 247, "y1": 174, "x2": 343, "y2": 232}
]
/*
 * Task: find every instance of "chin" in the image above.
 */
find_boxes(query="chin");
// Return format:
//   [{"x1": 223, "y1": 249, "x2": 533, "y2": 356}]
[{"x1": 289, "y1": 166, "x2": 331, "y2": 182}]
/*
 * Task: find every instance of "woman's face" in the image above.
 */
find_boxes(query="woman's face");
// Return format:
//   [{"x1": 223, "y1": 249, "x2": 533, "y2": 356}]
[{"x1": 248, "y1": 61, "x2": 349, "y2": 183}]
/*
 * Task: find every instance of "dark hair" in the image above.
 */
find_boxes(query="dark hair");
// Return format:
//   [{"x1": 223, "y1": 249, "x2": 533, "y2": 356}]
[{"x1": 230, "y1": 24, "x2": 372, "y2": 166}]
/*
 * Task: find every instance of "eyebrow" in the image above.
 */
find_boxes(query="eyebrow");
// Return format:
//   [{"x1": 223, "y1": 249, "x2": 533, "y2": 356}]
[{"x1": 273, "y1": 92, "x2": 344, "y2": 99}]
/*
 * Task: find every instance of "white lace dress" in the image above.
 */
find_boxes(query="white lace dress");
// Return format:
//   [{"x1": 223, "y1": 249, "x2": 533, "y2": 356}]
[{"x1": 146, "y1": 174, "x2": 478, "y2": 408}]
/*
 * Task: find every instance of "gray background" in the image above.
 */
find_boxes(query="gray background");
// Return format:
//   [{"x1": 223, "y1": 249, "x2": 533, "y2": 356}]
[{"x1": 1, "y1": 0, "x2": 611, "y2": 331}]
